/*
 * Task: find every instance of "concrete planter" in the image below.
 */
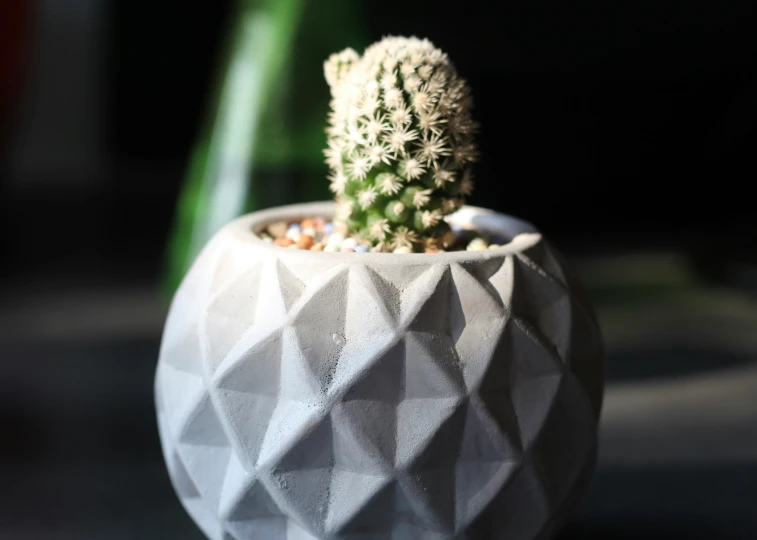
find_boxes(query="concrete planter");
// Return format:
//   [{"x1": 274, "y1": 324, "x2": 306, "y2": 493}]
[{"x1": 155, "y1": 201, "x2": 604, "y2": 540}]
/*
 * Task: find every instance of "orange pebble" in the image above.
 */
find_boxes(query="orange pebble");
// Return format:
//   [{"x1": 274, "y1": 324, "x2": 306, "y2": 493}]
[
  {"x1": 311, "y1": 243, "x2": 325, "y2": 251},
  {"x1": 300, "y1": 218, "x2": 316, "y2": 230},
  {"x1": 297, "y1": 234, "x2": 315, "y2": 250},
  {"x1": 274, "y1": 237, "x2": 294, "y2": 247}
]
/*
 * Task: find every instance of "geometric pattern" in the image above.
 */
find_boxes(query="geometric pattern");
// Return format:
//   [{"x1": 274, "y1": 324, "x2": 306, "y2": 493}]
[{"x1": 155, "y1": 204, "x2": 604, "y2": 540}]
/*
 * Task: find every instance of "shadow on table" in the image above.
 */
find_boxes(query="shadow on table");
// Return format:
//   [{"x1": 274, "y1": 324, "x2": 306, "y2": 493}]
[
  {"x1": 605, "y1": 342, "x2": 754, "y2": 383},
  {"x1": 560, "y1": 461, "x2": 757, "y2": 540}
]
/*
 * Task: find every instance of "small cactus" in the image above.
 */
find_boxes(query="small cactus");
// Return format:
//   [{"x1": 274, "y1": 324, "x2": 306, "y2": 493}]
[{"x1": 324, "y1": 36, "x2": 478, "y2": 252}]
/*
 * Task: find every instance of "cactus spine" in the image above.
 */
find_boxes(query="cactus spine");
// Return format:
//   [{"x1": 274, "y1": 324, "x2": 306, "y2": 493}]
[{"x1": 324, "y1": 37, "x2": 478, "y2": 252}]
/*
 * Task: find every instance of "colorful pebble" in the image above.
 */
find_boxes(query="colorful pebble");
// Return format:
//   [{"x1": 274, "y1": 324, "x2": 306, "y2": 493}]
[
  {"x1": 285, "y1": 226, "x2": 301, "y2": 242},
  {"x1": 267, "y1": 217, "x2": 497, "y2": 254},
  {"x1": 274, "y1": 237, "x2": 294, "y2": 247},
  {"x1": 267, "y1": 221, "x2": 288, "y2": 238},
  {"x1": 297, "y1": 234, "x2": 315, "y2": 250}
]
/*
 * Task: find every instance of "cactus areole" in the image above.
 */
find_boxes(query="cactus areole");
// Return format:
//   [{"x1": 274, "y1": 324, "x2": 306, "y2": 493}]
[{"x1": 324, "y1": 36, "x2": 479, "y2": 253}]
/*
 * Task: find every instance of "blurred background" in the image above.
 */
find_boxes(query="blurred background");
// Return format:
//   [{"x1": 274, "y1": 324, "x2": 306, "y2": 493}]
[{"x1": 1, "y1": 1, "x2": 756, "y2": 538}]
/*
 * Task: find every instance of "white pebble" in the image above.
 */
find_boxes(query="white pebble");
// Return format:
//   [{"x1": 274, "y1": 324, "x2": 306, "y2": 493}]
[
  {"x1": 488, "y1": 244, "x2": 501, "y2": 249},
  {"x1": 467, "y1": 238, "x2": 489, "y2": 251},
  {"x1": 324, "y1": 244, "x2": 339, "y2": 252},
  {"x1": 341, "y1": 237, "x2": 358, "y2": 250},
  {"x1": 327, "y1": 232, "x2": 345, "y2": 248},
  {"x1": 302, "y1": 227, "x2": 317, "y2": 237},
  {"x1": 285, "y1": 229, "x2": 301, "y2": 242},
  {"x1": 393, "y1": 246, "x2": 412, "y2": 253}
]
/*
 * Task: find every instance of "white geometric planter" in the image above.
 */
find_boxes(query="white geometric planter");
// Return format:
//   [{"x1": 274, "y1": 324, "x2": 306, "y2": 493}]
[{"x1": 155, "y1": 201, "x2": 604, "y2": 540}]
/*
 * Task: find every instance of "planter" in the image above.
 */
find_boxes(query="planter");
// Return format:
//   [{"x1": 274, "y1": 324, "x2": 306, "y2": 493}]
[{"x1": 155, "y1": 201, "x2": 604, "y2": 540}]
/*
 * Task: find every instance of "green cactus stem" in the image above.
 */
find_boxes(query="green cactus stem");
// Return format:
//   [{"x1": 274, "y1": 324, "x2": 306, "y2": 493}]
[{"x1": 323, "y1": 36, "x2": 478, "y2": 252}]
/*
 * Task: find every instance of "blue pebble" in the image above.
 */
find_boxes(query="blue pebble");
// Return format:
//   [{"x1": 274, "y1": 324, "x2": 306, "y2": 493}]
[
  {"x1": 323, "y1": 223, "x2": 334, "y2": 234},
  {"x1": 288, "y1": 223, "x2": 301, "y2": 232},
  {"x1": 355, "y1": 245, "x2": 369, "y2": 253}
]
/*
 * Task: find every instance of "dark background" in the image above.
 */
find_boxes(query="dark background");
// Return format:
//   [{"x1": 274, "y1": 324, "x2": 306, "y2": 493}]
[{"x1": 1, "y1": 1, "x2": 756, "y2": 539}]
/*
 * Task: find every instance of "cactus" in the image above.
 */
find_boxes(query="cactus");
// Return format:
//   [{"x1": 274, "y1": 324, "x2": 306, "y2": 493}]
[{"x1": 323, "y1": 36, "x2": 478, "y2": 252}]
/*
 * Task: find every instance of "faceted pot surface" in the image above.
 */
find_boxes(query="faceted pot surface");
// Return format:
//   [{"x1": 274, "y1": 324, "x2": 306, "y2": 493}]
[{"x1": 155, "y1": 202, "x2": 604, "y2": 540}]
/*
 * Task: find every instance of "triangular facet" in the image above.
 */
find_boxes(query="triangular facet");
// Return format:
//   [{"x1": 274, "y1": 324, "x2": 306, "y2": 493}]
[
  {"x1": 328, "y1": 266, "x2": 401, "y2": 394},
  {"x1": 458, "y1": 399, "x2": 519, "y2": 463},
  {"x1": 509, "y1": 317, "x2": 564, "y2": 379},
  {"x1": 209, "y1": 249, "x2": 257, "y2": 299},
  {"x1": 511, "y1": 255, "x2": 572, "y2": 362},
  {"x1": 157, "y1": 364, "x2": 205, "y2": 437},
  {"x1": 365, "y1": 266, "x2": 402, "y2": 323},
  {"x1": 395, "y1": 396, "x2": 461, "y2": 468},
  {"x1": 404, "y1": 331, "x2": 465, "y2": 399},
  {"x1": 455, "y1": 460, "x2": 519, "y2": 531},
  {"x1": 214, "y1": 387, "x2": 278, "y2": 472},
  {"x1": 331, "y1": 340, "x2": 404, "y2": 473},
  {"x1": 225, "y1": 517, "x2": 287, "y2": 540},
  {"x1": 291, "y1": 268, "x2": 349, "y2": 393},
  {"x1": 179, "y1": 394, "x2": 229, "y2": 447},
  {"x1": 170, "y1": 450, "x2": 200, "y2": 498},
  {"x1": 341, "y1": 339, "x2": 405, "y2": 403},
  {"x1": 215, "y1": 330, "x2": 282, "y2": 396},
  {"x1": 330, "y1": 400, "x2": 397, "y2": 474},
  {"x1": 278, "y1": 326, "x2": 327, "y2": 403},
  {"x1": 161, "y1": 322, "x2": 204, "y2": 376},
  {"x1": 324, "y1": 469, "x2": 392, "y2": 535},
  {"x1": 405, "y1": 266, "x2": 452, "y2": 335},
  {"x1": 370, "y1": 263, "x2": 430, "y2": 292},
  {"x1": 269, "y1": 417, "x2": 335, "y2": 533},
  {"x1": 470, "y1": 462, "x2": 551, "y2": 540},
  {"x1": 339, "y1": 480, "x2": 418, "y2": 533},
  {"x1": 276, "y1": 260, "x2": 305, "y2": 312},
  {"x1": 450, "y1": 263, "x2": 507, "y2": 342},
  {"x1": 398, "y1": 471, "x2": 455, "y2": 533},
  {"x1": 218, "y1": 453, "x2": 251, "y2": 520},
  {"x1": 229, "y1": 479, "x2": 284, "y2": 521},
  {"x1": 204, "y1": 264, "x2": 264, "y2": 371},
  {"x1": 487, "y1": 255, "x2": 516, "y2": 308},
  {"x1": 501, "y1": 318, "x2": 564, "y2": 450},
  {"x1": 345, "y1": 265, "x2": 397, "y2": 337},
  {"x1": 460, "y1": 256, "x2": 506, "y2": 285}
]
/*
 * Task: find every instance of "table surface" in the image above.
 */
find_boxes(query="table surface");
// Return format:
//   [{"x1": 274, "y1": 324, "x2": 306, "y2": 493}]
[{"x1": 1, "y1": 252, "x2": 756, "y2": 539}]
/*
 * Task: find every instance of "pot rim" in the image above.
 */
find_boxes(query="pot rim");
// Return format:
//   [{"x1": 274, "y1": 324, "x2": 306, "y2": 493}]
[{"x1": 224, "y1": 201, "x2": 542, "y2": 264}]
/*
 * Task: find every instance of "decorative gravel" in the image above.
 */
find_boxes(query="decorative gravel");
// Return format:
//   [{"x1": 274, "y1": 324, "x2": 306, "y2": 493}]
[{"x1": 258, "y1": 218, "x2": 504, "y2": 253}]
